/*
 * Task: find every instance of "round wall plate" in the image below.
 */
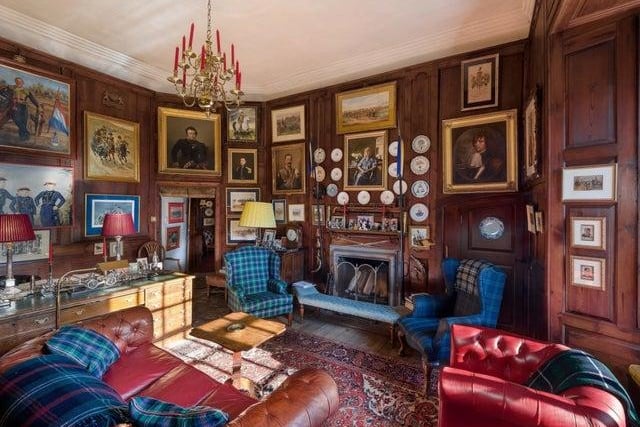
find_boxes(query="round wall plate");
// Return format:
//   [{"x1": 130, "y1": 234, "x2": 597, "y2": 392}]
[
  {"x1": 313, "y1": 166, "x2": 325, "y2": 182},
  {"x1": 326, "y1": 183, "x2": 338, "y2": 197},
  {"x1": 380, "y1": 190, "x2": 395, "y2": 205},
  {"x1": 313, "y1": 148, "x2": 326, "y2": 164},
  {"x1": 479, "y1": 216, "x2": 505, "y2": 240},
  {"x1": 330, "y1": 167, "x2": 342, "y2": 181},
  {"x1": 411, "y1": 180, "x2": 430, "y2": 198},
  {"x1": 410, "y1": 156, "x2": 430, "y2": 175},
  {"x1": 204, "y1": 207, "x2": 214, "y2": 217},
  {"x1": 388, "y1": 140, "x2": 399, "y2": 157},
  {"x1": 392, "y1": 179, "x2": 408, "y2": 195},
  {"x1": 388, "y1": 162, "x2": 399, "y2": 178},
  {"x1": 337, "y1": 191, "x2": 349, "y2": 205},
  {"x1": 409, "y1": 203, "x2": 429, "y2": 222},
  {"x1": 412, "y1": 135, "x2": 431, "y2": 153},
  {"x1": 357, "y1": 190, "x2": 371, "y2": 205},
  {"x1": 331, "y1": 148, "x2": 343, "y2": 162}
]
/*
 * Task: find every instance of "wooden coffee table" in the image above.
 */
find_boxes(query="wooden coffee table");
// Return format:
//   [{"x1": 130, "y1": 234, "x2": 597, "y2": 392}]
[{"x1": 190, "y1": 312, "x2": 286, "y2": 396}]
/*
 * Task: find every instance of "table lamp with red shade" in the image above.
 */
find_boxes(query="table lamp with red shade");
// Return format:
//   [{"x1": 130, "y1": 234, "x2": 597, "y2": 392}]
[
  {"x1": 0, "y1": 214, "x2": 35, "y2": 290},
  {"x1": 101, "y1": 212, "x2": 136, "y2": 261}
]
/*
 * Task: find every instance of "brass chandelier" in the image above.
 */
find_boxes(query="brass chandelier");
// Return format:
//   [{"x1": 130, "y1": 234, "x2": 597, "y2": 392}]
[{"x1": 167, "y1": 0, "x2": 243, "y2": 114}]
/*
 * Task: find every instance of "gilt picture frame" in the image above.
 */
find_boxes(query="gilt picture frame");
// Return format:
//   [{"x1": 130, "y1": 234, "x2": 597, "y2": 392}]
[
  {"x1": 227, "y1": 105, "x2": 258, "y2": 143},
  {"x1": 461, "y1": 54, "x2": 499, "y2": 111},
  {"x1": 343, "y1": 130, "x2": 387, "y2": 191},
  {"x1": 227, "y1": 217, "x2": 257, "y2": 245},
  {"x1": 570, "y1": 216, "x2": 606, "y2": 250},
  {"x1": 271, "y1": 105, "x2": 305, "y2": 143},
  {"x1": 336, "y1": 81, "x2": 397, "y2": 134},
  {"x1": 570, "y1": 255, "x2": 605, "y2": 291},
  {"x1": 561, "y1": 164, "x2": 617, "y2": 202},
  {"x1": 524, "y1": 87, "x2": 540, "y2": 181},
  {"x1": 272, "y1": 142, "x2": 306, "y2": 195},
  {"x1": 227, "y1": 148, "x2": 257, "y2": 184},
  {"x1": 226, "y1": 188, "x2": 260, "y2": 214}
]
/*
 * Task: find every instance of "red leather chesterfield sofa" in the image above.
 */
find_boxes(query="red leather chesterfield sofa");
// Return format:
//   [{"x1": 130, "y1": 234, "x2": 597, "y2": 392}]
[
  {"x1": 0, "y1": 305, "x2": 339, "y2": 426},
  {"x1": 439, "y1": 324, "x2": 627, "y2": 427}
]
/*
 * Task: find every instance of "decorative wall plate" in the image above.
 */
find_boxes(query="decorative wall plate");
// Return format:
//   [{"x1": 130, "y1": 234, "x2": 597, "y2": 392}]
[
  {"x1": 330, "y1": 167, "x2": 342, "y2": 181},
  {"x1": 479, "y1": 216, "x2": 505, "y2": 240},
  {"x1": 326, "y1": 183, "x2": 338, "y2": 197},
  {"x1": 313, "y1": 148, "x2": 326, "y2": 164},
  {"x1": 204, "y1": 207, "x2": 214, "y2": 217},
  {"x1": 313, "y1": 166, "x2": 325, "y2": 182},
  {"x1": 411, "y1": 135, "x2": 431, "y2": 153},
  {"x1": 380, "y1": 190, "x2": 395, "y2": 205},
  {"x1": 205, "y1": 200, "x2": 213, "y2": 208},
  {"x1": 388, "y1": 140, "x2": 399, "y2": 157},
  {"x1": 388, "y1": 162, "x2": 399, "y2": 178},
  {"x1": 410, "y1": 156, "x2": 430, "y2": 175},
  {"x1": 331, "y1": 148, "x2": 343, "y2": 162},
  {"x1": 337, "y1": 191, "x2": 349, "y2": 205},
  {"x1": 357, "y1": 190, "x2": 371, "y2": 205},
  {"x1": 392, "y1": 179, "x2": 408, "y2": 195},
  {"x1": 411, "y1": 180, "x2": 430, "y2": 198},
  {"x1": 409, "y1": 203, "x2": 429, "y2": 222}
]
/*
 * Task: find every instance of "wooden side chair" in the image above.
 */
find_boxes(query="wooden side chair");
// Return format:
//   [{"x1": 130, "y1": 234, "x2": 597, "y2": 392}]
[{"x1": 137, "y1": 240, "x2": 182, "y2": 271}]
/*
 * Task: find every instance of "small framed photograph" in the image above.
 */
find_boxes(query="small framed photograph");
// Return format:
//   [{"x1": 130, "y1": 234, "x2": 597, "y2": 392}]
[
  {"x1": 535, "y1": 211, "x2": 544, "y2": 233},
  {"x1": 570, "y1": 255, "x2": 605, "y2": 290},
  {"x1": 166, "y1": 226, "x2": 181, "y2": 250},
  {"x1": 227, "y1": 217, "x2": 257, "y2": 245},
  {"x1": 227, "y1": 105, "x2": 258, "y2": 143},
  {"x1": 461, "y1": 53, "x2": 499, "y2": 111},
  {"x1": 526, "y1": 204, "x2": 536, "y2": 233},
  {"x1": 263, "y1": 229, "x2": 276, "y2": 243},
  {"x1": 271, "y1": 104, "x2": 305, "y2": 143},
  {"x1": 288, "y1": 203, "x2": 305, "y2": 222},
  {"x1": 356, "y1": 215, "x2": 374, "y2": 230},
  {"x1": 94, "y1": 242, "x2": 104, "y2": 256},
  {"x1": 272, "y1": 199, "x2": 287, "y2": 224},
  {"x1": 312, "y1": 204, "x2": 325, "y2": 226},
  {"x1": 329, "y1": 215, "x2": 345, "y2": 229},
  {"x1": 562, "y1": 164, "x2": 617, "y2": 202},
  {"x1": 570, "y1": 216, "x2": 606, "y2": 250},
  {"x1": 226, "y1": 188, "x2": 261, "y2": 214},
  {"x1": 227, "y1": 148, "x2": 257, "y2": 184},
  {"x1": 203, "y1": 218, "x2": 214, "y2": 226},
  {"x1": 168, "y1": 202, "x2": 184, "y2": 224},
  {"x1": 136, "y1": 257, "x2": 149, "y2": 271},
  {"x1": 409, "y1": 226, "x2": 431, "y2": 249}
]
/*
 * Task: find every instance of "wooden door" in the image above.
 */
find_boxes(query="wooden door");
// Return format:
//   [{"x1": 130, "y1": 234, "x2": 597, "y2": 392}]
[
  {"x1": 442, "y1": 194, "x2": 530, "y2": 334},
  {"x1": 187, "y1": 198, "x2": 216, "y2": 273}
]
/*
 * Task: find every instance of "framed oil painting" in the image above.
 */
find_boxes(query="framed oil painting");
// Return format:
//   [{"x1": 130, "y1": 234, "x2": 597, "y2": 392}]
[
  {"x1": 0, "y1": 162, "x2": 73, "y2": 228},
  {"x1": 226, "y1": 187, "x2": 260, "y2": 214},
  {"x1": 227, "y1": 105, "x2": 258, "y2": 142},
  {"x1": 272, "y1": 199, "x2": 287, "y2": 224},
  {"x1": 0, "y1": 58, "x2": 73, "y2": 155},
  {"x1": 336, "y1": 82, "x2": 396, "y2": 134},
  {"x1": 570, "y1": 255, "x2": 605, "y2": 290},
  {"x1": 524, "y1": 87, "x2": 540, "y2": 181},
  {"x1": 461, "y1": 54, "x2": 499, "y2": 111},
  {"x1": 409, "y1": 226, "x2": 431, "y2": 249},
  {"x1": 167, "y1": 202, "x2": 184, "y2": 224},
  {"x1": 343, "y1": 130, "x2": 387, "y2": 191},
  {"x1": 442, "y1": 109, "x2": 518, "y2": 194},
  {"x1": 570, "y1": 216, "x2": 606, "y2": 250},
  {"x1": 166, "y1": 226, "x2": 181, "y2": 250},
  {"x1": 271, "y1": 105, "x2": 305, "y2": 143},
  {"x1": 227, "y1": 217, "x2": 257, "y2": 245},
  {"x1": 84, "y1": 193, "x2": 140, "y2": 237},
  {"x1": 158, "y1": 107, "x2": 221, "y2": 176},
  {"x1": 0, "y1": 229, "x2": 50, "y2": 264},
  {"x1": 272, "y1": 142, "x2": 306, "y2": 195},
  {"x1": 84, "y1": 111, "x2": 140, "y2": 182},
  {"x1": 227, "y1": 148, "x2": 257, "y2": 184},
  {"x1": 562, "y1": 164, "x2": 617, "y2": 202}
]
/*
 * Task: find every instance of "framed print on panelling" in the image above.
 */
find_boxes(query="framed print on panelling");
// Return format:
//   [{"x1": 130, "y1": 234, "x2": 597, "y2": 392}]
[
  {"x1": 335, "y1": 82, "x2": 397, "y2": 134},
  {"x1": 0, "y1": 229, "x2": 50, "y2": 264},
  {"x1": 227, "y1": 105, "x2": 258, "y2": 143},
  {"x1": 272, "y1": 143, "x2": 306, "y2": 195},
  {"x1": 0, "y1": 58, "x2": 73, "y2": 156},
  {"x1": 561, "y1": 164, "x2": 617, "y2": 202},
  {"x1": 461, "y1": 54, "x2": 499, "y2": 111},
  {"x1": 227, "y1": 148, "x2": 257, "y2": 184},
  {"x1": 343, "y1": 130, "x2": 387, "y2": 191},
  {"x1": 0, "y1": 162, "x2": 73, "y2": 228},
  {"x1": 271, "y1": 105, "x2": 305, "y2": 143},
  {"x1": 226, "y1": 187, "x2": 261, "y2": 214},
  {"x1": 84, "y1": 193, "x2": 140, "y2": 237}
]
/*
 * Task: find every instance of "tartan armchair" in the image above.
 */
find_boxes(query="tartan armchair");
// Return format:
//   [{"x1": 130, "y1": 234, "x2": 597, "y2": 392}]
[
  {"x1": 224, "y1": 246, "x2": 293, "y2": 325},
  {"x1": 397, "y1": 258, "x2": 506, "y2": 393}
]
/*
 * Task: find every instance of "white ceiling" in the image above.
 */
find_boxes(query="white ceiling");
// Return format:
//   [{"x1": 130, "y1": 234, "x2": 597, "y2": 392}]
[{"x1": 0, "y1": 0, "x2": 534, "y2": 101}]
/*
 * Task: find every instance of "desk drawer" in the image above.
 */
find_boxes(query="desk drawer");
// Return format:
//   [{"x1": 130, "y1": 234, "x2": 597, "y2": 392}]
[
  {"x1": 145, "y1": 284, "x2": 186, "y2": 311},
  {"x1": 61, "y1": 292, "x2": 141, "y2": 324},
  {"x1": 151, "y1": 305, "x2": 189, "y2": 341}
]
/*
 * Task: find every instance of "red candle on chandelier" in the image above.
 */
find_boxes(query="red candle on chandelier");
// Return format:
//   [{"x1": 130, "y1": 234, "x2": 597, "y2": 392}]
[
  {"x1": 216, "y1": 30, "x2": 221, "y2": 53},
  {"x1": 200, "y1": 45, "x2": 206, "y2": 71},
  {"x1": 188, "y1": 23, "x2": 194, "y2": 49},
  {"x1": 231, "y1": 44, "x2": 235, "y2": 66},
  {"x1": 182, "y1": 36, "x2": 186, "y2": 57},
  {"x1": 173, "y1": 46, "x2": 179, "y2": 74},
  {"x1": 222, "y1": 52, "x2": 226, "y2": 71}
]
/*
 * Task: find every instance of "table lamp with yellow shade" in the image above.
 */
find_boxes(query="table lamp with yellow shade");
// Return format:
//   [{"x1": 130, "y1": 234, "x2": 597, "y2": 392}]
[{"x1": 238, "y1": 201, "x2": 276, "y2": 246}]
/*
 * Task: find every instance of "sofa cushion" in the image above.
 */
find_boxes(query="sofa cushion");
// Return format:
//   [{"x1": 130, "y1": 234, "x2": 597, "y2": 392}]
[
  {"x1": 129, "y1": 396, "x2": 228, "y2": 427},
  {"x1": 45, "y1": 325, "x2": 120, "y2": 378},
  {"x1": 0, "y1": 354, "x2": 130, "y2": 427},
  {"x1": 102, "y1": 342, "x2": 183, "y2": 400}
]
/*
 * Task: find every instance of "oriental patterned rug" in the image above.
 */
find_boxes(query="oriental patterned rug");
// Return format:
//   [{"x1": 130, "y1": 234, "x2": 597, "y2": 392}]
[{"x1": 165, "y1": 329, "x2": 439, "y2": 427}]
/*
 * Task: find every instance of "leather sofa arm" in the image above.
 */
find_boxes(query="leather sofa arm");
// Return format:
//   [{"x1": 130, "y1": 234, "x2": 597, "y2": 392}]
[
  {"x1": 0, "y1": 332, "x2": 53, "y2": 374},
  {"x1": 228, "y1": 368, "x2": 339, "y2": 427},
  {"x1": 440, "y1": 367, "x2": 626, "y2": 427}
]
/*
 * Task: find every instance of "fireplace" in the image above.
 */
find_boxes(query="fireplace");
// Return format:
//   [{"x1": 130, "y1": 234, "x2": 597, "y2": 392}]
[{"x1": 330, "y1": 244, "x2": 401, "y2": 307}]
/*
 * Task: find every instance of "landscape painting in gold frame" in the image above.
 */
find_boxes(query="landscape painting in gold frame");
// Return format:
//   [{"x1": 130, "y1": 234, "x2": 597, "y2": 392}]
[
  {"x1": 442, "y1": 109, "x2": 518, "y2": 194},
  {"x1": 336, "y1": 81, "x2": 397, "y2": 134},
  {"x1": 158, "y1": 107, "x2": 221, "y2": 176}
]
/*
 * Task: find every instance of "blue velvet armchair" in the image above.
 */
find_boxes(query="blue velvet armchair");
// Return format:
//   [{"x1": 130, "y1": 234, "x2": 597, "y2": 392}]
[
  {"x1": 397, "y1": 258, "x2": 506, "y2": 392},
  {"x1": 224, "y1": 246, "x2": 293, "y2": 325}
]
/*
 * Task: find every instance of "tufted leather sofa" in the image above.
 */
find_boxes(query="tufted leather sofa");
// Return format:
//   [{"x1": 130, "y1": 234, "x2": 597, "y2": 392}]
[
  {"x1": 0, "y1": 305, "x2": 339, "y2": 426},
  {"x1": 439, "y1": 324, "x2": 627, "y2": 427}
]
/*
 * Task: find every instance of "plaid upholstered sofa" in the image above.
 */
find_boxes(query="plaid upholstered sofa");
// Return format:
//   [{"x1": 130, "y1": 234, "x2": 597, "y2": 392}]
[
  {"x1": 224, "y1": 246, "x2": 294, "y2": 325},
  {"x1": 397, "y1": 258, "x2": 506, "y2": 392},
  {"x1": 0, "y1": 306, "x2": 338, "y2": 426}
]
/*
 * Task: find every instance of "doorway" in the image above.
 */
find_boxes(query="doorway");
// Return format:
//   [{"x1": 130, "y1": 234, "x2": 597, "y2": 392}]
[{"x1": 188, "y1": 198, "x2": 216, "y2": 274}]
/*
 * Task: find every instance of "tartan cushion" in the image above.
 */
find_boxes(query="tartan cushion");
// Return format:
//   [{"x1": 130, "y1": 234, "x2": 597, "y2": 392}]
[
  {"x1": 129, "y1": 396, "x2": 228, "y2": 427},
  {"x1": 0, "y1": 354, "x2": 130, "y2": 427},
  {"x1": 45, "y1": 325, "x2": 120, "y2": 378},
  {"x1": 453, "y1": 259, "x2": 489, "y2": 317}
]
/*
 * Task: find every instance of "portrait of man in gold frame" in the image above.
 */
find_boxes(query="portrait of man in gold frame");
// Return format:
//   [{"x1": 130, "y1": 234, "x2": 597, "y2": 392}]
[
  {"x1": 272, "y1": 142, "x2": 306, "y2": 195},
  {"x1": 336, "y1": 81, "x2": 397, "y2": 134},
  {"x1": 158, "y1": 107, "x2": 221, "y2": 176}
]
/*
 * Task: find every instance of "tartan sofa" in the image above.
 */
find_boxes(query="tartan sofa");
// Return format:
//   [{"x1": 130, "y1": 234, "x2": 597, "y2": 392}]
[
  {"x1": 0, "y1": 306, "x2": 338, "y2": 426},
  {"x1": 224, "y1": 246, "x2": 294, "y2": 325}
]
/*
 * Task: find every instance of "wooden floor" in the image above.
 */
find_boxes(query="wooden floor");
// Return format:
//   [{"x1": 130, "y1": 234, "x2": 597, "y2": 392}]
[{"x1": 193, "y1": 280, "x2": 421, "y2": 362}]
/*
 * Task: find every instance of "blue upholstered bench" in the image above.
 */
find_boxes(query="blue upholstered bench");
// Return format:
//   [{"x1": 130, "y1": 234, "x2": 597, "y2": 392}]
[{"x1": 293, "y1": 286, "x2": 408, "y2": 345}]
